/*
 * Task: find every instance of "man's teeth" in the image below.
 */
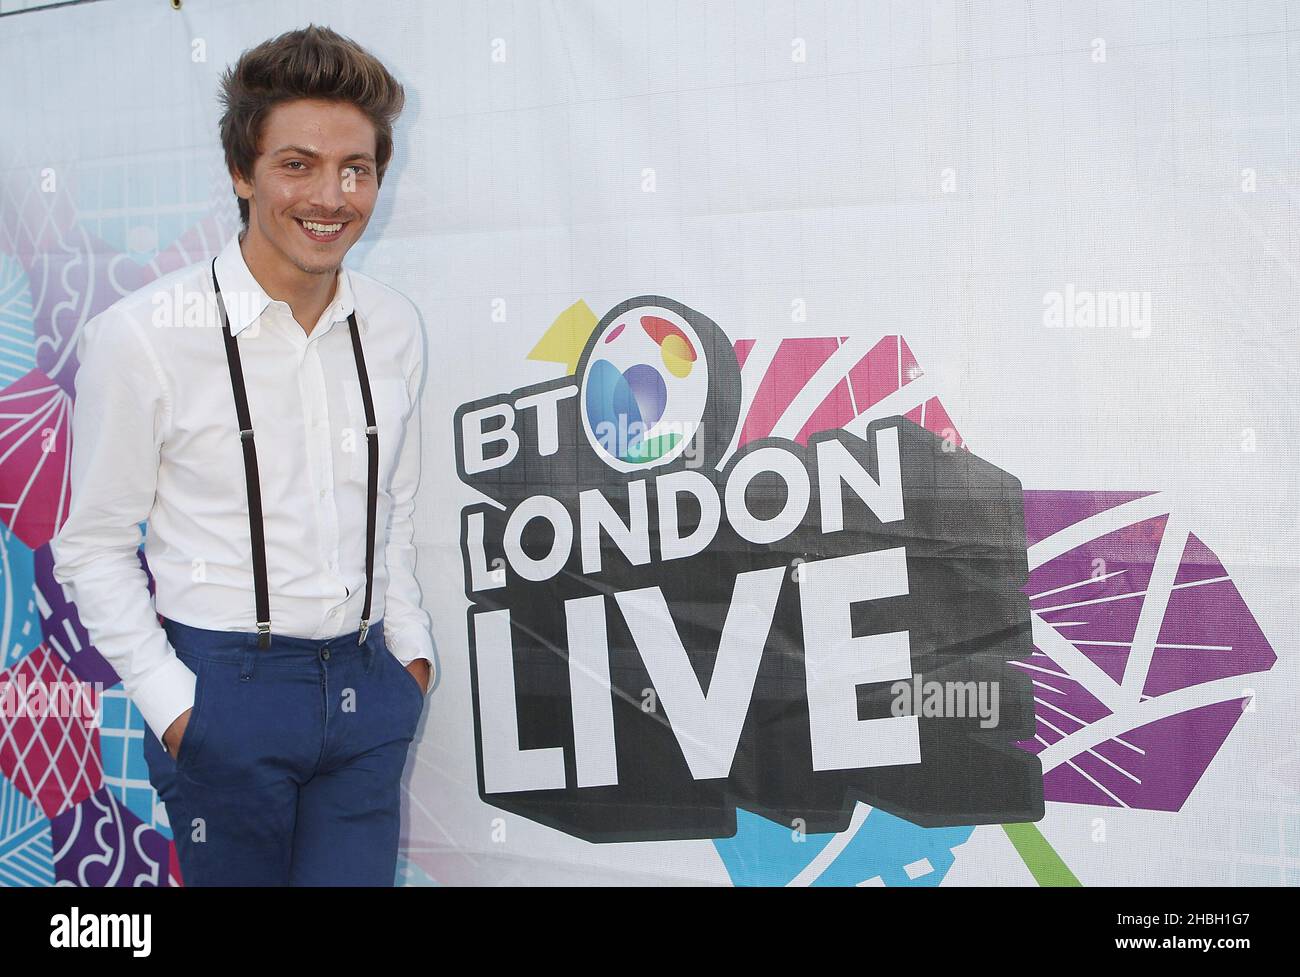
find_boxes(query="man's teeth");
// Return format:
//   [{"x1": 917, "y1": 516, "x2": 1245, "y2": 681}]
[{"x1": 300, "y1": 220, "x2": 343, "y2": 233}]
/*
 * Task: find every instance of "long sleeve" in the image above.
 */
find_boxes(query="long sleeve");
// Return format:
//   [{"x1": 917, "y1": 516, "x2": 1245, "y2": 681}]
[
  {"x1": 380, "y1": 302, "x2": 437, "y2": 692},
  {"x1": 50, "y1": 309, "x2": 197, "y2": 744}
]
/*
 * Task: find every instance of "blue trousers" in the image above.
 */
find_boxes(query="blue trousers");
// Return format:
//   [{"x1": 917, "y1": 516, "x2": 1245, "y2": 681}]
[{"x1": 142, "y1": 615, "x2": 425, "y2": 886}]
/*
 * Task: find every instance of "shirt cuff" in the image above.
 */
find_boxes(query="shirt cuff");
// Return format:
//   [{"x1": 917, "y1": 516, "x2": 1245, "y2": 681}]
[
  {"x1": 133, "y1": 654, "x2": 199, "y2": 745},
  {"x1": 384, "y1": 627, "x2": 437, "y2": 696}
]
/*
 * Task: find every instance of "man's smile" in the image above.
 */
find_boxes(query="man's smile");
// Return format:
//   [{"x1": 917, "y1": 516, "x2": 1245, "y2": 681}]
[{"x1": 295, "y1": 217, "x2": 348, "y2": 242}]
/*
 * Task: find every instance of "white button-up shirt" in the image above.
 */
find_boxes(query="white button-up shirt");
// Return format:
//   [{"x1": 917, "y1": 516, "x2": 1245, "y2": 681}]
[{"x1": 51, "y1": 232, "x2": 436, "y2": 746}]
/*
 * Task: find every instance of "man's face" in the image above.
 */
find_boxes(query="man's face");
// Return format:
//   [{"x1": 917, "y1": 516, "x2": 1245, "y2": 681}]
[{"x1": 233, "y1": 98, "x2": 380, "y2": 276}]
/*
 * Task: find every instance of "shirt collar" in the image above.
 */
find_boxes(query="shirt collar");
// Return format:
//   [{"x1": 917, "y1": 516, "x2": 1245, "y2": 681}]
[{"x1": 212, "y1": 232, "x2": 359, "y2": 338}]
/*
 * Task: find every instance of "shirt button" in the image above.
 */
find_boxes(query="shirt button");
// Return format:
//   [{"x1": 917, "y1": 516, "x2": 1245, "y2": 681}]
[{"x1": 319, "y1": 488, "x2": 327, "y2": 499}]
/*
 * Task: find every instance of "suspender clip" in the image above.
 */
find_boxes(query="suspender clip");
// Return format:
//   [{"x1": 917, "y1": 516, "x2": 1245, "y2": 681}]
[
  {"x1": 358, "y1": 619, "x2": 370, "y2": 645},
  {"x1": 256, "y1": 620, "x2": 271, "y2": 649}
]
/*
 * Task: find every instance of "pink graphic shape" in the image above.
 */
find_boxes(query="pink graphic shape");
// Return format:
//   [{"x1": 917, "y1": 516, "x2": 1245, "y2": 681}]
[
  {"x1": 733, "y1": 336, "x2": 952, "y2": 448},
  {"x1": 0, "y1": 369, "x2": 73, "y2": 549},
  {"x1": 0, "y1": 645, "x2": 103, "y2": 820}
]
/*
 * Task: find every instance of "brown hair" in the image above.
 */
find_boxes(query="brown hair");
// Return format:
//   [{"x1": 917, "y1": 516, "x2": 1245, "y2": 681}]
[{"x1": 217, "y1": 25, "x2": 405, "y2": 226}]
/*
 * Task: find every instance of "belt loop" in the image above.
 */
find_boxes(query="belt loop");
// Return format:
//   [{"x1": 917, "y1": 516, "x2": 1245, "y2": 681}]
[{"x1": 240, "y1": 646, "x2": 257, "y2": 681}]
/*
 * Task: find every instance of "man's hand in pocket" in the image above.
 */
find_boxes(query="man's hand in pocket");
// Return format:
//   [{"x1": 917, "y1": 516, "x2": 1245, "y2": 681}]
[
  {"x1": 406, "y1": 659, "x2": 431, "y2": 695},
  {"x1": 163, "y1": 708, "x2": 193, "y2": 761}
]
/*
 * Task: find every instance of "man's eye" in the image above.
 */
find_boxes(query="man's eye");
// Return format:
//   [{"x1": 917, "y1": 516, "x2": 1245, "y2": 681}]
[
  {"x1": 286, "y1": 160, "x2": 305, "y2": 170},
  {"x1": 346, "y1": 165, "x2": 370, "y2": 176}
]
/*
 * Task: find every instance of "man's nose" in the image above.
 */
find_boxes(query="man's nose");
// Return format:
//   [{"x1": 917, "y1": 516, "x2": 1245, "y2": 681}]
[{"x1": 310, "y1": 166, "x2": 348, "y2": 213}]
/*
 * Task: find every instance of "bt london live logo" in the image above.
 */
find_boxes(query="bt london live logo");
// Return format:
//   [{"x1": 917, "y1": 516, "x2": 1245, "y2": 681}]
[{"x1": 455, "y1": 296, "x2": 1042, "y2": 843}]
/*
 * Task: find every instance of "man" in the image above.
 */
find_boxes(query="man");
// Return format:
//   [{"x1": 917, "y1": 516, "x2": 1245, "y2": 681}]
[{"x1": 50, "y1": 25, "x2": 435, "y2": 886}]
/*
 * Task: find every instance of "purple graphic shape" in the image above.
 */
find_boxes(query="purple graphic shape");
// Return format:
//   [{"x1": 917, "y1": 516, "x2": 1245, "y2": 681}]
[
  {"x1": 32, "y1": 543, "x2": 123, "y2": 688},
  {"x1": 1023, "y1": 490, "x2": 1157, "y2": 548},
  {"x1": 1020, "y1": 491, "x2": 1276, "y2": 812},
  {"x1": 1027, "y1": 515, "x2": 1166, "y2": 684},
  {"x1": 1040, "y1": 698, "x2": 1249, "y2": 812},
  {"x1": 50, "y1": 786, "x2": 172, "y2": 886},
  {"x1": 622, "y1": 363, "x2": 666, "y2": 427},
  {"x1": 1147, "y1": 533, "x2": 1274, "y2": 697}
]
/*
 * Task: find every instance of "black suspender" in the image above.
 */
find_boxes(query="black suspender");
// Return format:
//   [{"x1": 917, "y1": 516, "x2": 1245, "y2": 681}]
[
  {"x1": 346, "y1": 305, "x2": 380, "y2": 648},
  {"x1": 211, "y1": 258, "x2": 378, "y2": 649}
]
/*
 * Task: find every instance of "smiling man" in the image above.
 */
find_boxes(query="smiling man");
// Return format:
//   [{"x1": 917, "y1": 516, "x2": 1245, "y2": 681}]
[{"x1": 50, "y1": 25, "x2": 436, "y2": 886}]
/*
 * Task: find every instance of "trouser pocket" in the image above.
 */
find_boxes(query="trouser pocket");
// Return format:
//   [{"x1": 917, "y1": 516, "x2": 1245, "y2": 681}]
[{"x1": 173, "y1": 651, "x2": 209, "y2": 770}]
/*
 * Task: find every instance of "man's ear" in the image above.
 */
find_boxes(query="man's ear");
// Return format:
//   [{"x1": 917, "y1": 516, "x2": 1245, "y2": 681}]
[{"x1": 231, "y1": 166, "x2": 253, "y2": 201}]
